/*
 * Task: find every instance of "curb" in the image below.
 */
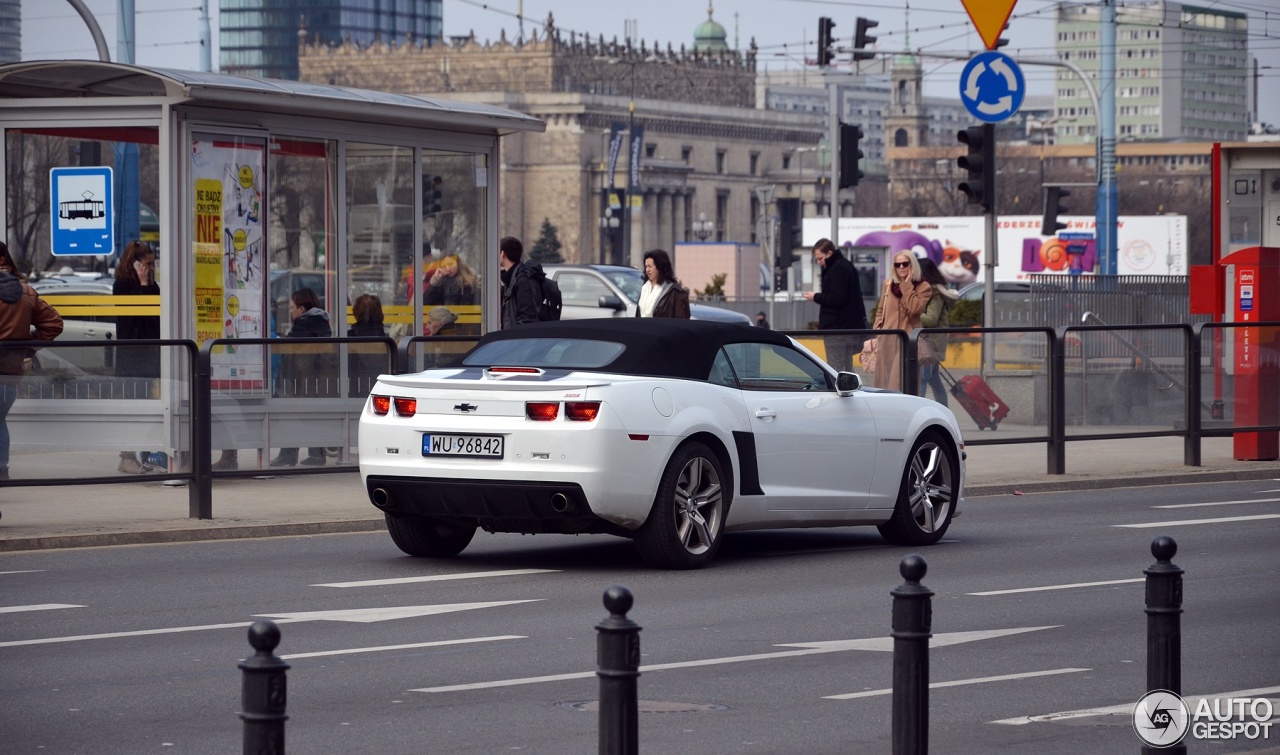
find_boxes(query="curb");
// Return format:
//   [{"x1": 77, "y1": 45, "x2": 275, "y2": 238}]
[
  {"x1": 0, "y1": 518, "x2": 386, "y2": 553},
  {"x1": 2, "y1": 467, "x2": 1279, "y2": 553}
]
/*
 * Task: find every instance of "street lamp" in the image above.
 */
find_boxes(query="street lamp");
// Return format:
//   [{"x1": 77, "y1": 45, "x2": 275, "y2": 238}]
[
  {"x1": 691, "y1": 212, "x2": 715, "y2": 241},
  {"x1": 599, "y1": 205, "x2": 621, "y2": 264}
]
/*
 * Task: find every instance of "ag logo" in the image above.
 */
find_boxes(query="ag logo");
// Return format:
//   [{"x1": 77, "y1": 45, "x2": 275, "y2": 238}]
[{"x1": 1133, "y1": 690, "x2": 1189, "y2": 748}]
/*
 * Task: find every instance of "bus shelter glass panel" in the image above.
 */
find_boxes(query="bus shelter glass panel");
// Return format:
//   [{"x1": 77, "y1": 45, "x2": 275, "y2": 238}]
[
  {"x1": 420, "y1": 151, "x2": 488, "y2": 337},
  {"x1": 345, "y1": 142, "x2": 414, "y2": 339},
  {"x1": 267, "y1": 138, "x2": 338, "y2": 336}
]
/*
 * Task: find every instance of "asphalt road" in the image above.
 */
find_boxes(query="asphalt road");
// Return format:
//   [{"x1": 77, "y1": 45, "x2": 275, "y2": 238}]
[{"x1": 2, "y1": 479, "x2": 1278, "y2": 754}]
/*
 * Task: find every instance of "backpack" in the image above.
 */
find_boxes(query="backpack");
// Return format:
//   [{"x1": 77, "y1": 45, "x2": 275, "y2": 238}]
[{"x1": 536, "y1": 274, "x2": 562, "y2": 321}]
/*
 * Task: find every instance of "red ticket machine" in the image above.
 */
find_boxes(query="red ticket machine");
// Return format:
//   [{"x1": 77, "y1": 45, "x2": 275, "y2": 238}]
[{"x1": 1218, "y1": 246, "x2": 1280, "y2": 460}]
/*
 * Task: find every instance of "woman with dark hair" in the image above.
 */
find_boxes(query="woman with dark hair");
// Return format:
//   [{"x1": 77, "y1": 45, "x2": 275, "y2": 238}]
[
  {"x1": 917, "y1": 258, "x2": 957, "y2": 406},
  {"x1": 0, "y1": 242, "x2": 63, "y2": 481},
  {"x1": 636, "y1": 249, "x2": 690, "y2": 319},
  {"x1": 272, "y1": 287, "x2": 333, "y2": 467},
  {"x1": 347, "y1": 294, "x2": 386, "y2": 398},
  {"x1": 114, "y1": 240, "x2": 163, "y2": 474}
]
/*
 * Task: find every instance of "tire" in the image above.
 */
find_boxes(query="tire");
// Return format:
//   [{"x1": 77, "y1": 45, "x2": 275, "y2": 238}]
[
  {"x1": 634, "y1": 441, "x2": 729, "y2": 569},
  {"x1": 384, "y1": 513, "x2": 476, "y2": 558},
  {"x1": 877, "y1": 431, "x2": 957, "y2": 546}
]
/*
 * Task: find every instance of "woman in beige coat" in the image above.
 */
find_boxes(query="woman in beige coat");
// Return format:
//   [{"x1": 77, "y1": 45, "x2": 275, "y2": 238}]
[{"x1": 871, "y1": 251, "x2": 933, "y2": 391}]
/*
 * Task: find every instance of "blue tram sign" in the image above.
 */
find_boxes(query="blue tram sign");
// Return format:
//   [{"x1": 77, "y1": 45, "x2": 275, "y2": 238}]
[{"x1": 50, "y1": 166, "x2": 114, "y2": 256}]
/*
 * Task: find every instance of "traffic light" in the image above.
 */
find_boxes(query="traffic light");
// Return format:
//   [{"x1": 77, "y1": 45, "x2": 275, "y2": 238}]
[
  {"x1": 853, "y1": 17, "x2": 878, "y2": 61},
  {"x1": 1041, "y1": 186, "x2": 1071, "y2": 236},
  {"x1": 994, "y1": 23, "x2": 1010, "y2": 50},
  {"x1": 956, "y1": 124, "x2": 995, "y2": 209},
  {"x1": 422, "y1": 174, "x2": 442, "y2": 215},
  {"x1": 817, "y1": 17, "x2": 836, "y2": 67},
  {"x1": 838, "y1": 123, "x2": 864, "y2": 189}
]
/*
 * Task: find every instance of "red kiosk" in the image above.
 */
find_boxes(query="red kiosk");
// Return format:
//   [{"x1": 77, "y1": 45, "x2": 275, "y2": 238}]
[{"x1": 1217, "y1": 247, "x2": 1280, "y2": 460}]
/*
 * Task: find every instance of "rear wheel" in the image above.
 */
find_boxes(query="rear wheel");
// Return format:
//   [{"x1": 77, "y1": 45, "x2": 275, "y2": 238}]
[
  {"x1": 384, "y1": 513, "x2": 476, "y2": 557},
  {"x1": 635, "y1": 441, "x2": 728, "y2": 569},
  {"x1": 877, "y1": 432, "x2": 957, "y2": 546}
]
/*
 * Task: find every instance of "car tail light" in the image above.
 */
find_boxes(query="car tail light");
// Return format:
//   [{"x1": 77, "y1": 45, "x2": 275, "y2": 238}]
[
  {"x1": 371, "y1": 395, "x2": 391, "y2": 415},
  {"x1": 564, "y1": 401, "x2": 601, "y2": 422},
  {"x1": 393, "y1": 397, "x2": 417, "y2": 417},
  {"x1": 526, "y1": 401, "x2": 559, "y2": 421},
  {"x1": 489, "y1": 366, "x2": 541, "y2": 374}
]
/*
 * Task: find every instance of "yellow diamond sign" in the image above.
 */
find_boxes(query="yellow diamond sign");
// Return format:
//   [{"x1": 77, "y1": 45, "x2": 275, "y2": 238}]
[{"x1": 961, "y1": 0, "x2": 1019, "y2": 51}]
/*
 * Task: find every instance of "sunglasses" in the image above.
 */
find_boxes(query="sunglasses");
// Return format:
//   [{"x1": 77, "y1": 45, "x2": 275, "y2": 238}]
[{"x1": 893, "y1": 261, "x2": 912, "y2": 268}]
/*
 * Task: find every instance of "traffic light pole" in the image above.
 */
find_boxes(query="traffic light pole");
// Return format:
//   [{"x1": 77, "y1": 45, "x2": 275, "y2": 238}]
[{"x1": 827, "y1": 74, "x2": 839, "y2": 248}]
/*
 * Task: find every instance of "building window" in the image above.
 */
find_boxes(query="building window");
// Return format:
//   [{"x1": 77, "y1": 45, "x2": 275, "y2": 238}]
[
  {"x1": 715, "y1": 190, "x2": 729, "y2": 241},
  {"x1": 750, "y1": 152, "x2": 760, "y2": 176},
  {"x1": 681, "y1": 146, "x2": 692, "y2": 163},
  {"x1": 782, "y1": 154, "x2": 792, "y2": 170},
  {"x1": 645, "y1": 143, "x2": 656, "y2": 158},
  {"x1": 716, "y1": 149, "x2": 727, "y2": 175}
]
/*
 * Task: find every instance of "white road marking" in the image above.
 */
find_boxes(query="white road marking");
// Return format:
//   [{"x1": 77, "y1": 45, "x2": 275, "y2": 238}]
[
  {"x1": 990, "y1": 685, "x2": 1280, "y2": 725},
  {"x1": 0, "y1": 601, "x2": 540, "y2": 649},
  {"x1": 411, "y1": 626, "x2": 1059, "y2": 694},
  {"x1": 1114, "y1": 514, "x2": 1280, "y2": 528},
  {"x1": 968, "y1": 579, "x2": 1143, "y2": 596},
  {"x1": 0, "y1": 570, "x2": 46, "y2": 575},
  {"x1": 1154, "y1": 496, "x2": 1280, "y2": 509},
  {"x1": 313, "y1": 569, "x2": 558, "y2": 588},
  {"x1": 825, "y1": 667, "x2": 1090, "y2": 700},
  {"x1": 0, "y1": 603, "x2": 84, "y2": 614},
  {"x1": 281, "y1": 635, "x2": 525, "y2": 660},
  {"x1": 257, "y1": 600, "x2": 540, "y2": 623}
]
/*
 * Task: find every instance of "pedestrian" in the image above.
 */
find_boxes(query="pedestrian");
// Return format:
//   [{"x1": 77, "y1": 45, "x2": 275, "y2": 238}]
[
  {"x1": 802, "y1": 238, "x2": 867, "y2": 372},
  {"x1": 755, "y1": 311, "x2": 770, "y2": 329},
  {"x1": 868, "y1": 251, "x2": 934, "y2": 391},
  {"x1": 114, "y1": 240, "x2": 164, "y2": 474},
  {"x1": 917, "y1": 258, "x2": 957, "y2": 407},
  {"x1": 423, "y1": 254, "x2": 478, "y2": 306},
  {"x1": 425, "y1": 305, "x2": 459, "y2": 336},
  {"x1": 499, "y1": 236, "x2": 542, "y2": 328},
  {"x1": 0, "y1": 242, "x2": 64, "y2": 481},
  {"x1": 271, "y1": 287, "x2": 333, "y2": 467},
  {"x1": 347, "y1": 293, "x2": 386, "y2": 398},
  {"x1": 636, "y1": 249, "x2": 691, "y2": 318}
]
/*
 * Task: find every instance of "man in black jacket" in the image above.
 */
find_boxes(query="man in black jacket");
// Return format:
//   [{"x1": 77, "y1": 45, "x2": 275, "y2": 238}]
[
  {"x1": 499, "y1": 236, "x2": 542, "y2": 328},
  {"x1": 803, "y1": 237, "x2": 867, "y2": 372}
]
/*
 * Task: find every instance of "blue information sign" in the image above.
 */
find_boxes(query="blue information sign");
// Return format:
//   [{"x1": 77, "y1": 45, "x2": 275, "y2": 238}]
[
  {"x1": 50, "y1": 166, "x2": 114, "y2": 256},
  {"x1": 959, "y1": 51, "x2": 1026, "y2": 124}
]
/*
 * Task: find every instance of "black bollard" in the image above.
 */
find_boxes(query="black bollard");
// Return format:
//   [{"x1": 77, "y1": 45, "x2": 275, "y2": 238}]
[
  {"x1": 1143, "y1": 535, "x2": 1185, "y2": 755},
  {"x1": 595, "y1": 585, "x2": 641, "y2": 755},
  {"x1": 891, "y1": 554, "x2": 933, "y2": 755},
  {"x1": 239, "y1": 620, "x2": 290, "y2": 755}
]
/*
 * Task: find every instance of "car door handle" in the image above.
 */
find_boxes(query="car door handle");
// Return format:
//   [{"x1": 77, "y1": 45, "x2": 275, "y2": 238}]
[{"x1": 754, "y1": 409, "x2": 777, "y2": 420}]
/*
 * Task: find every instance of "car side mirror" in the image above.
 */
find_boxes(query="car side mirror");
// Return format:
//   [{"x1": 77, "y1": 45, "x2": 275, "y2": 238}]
[
  {"x1": 836, "y1": 371, "x2": 861, "y2": 396},
  {"x1": 599, "y1": 294, "x2": 626, "y2": 311}
]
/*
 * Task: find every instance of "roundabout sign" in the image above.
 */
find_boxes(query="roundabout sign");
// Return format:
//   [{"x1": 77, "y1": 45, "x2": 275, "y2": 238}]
[{"x1": 959, "y1": 50, "x2": 1025, "y2": 123}]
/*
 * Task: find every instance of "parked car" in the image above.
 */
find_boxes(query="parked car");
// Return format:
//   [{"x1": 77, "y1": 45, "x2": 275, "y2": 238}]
[
  {"x1": 543, "y1": 264, "x2": 753, "y2": 324},
  {"x1": 28, "y1": 278, "x2": 117, "y2": 373},
  {"x1": 359, "y1": 318, "x2": 965, "y2": 568}
]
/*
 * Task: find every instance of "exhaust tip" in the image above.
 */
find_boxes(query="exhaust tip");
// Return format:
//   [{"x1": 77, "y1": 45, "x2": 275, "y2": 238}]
[
  {"x1": 371, "y1": 487, "x2": 391, "y2": 508},
  {"x1": 550, "y1": 492, "x2": 573, "y2": 513}
]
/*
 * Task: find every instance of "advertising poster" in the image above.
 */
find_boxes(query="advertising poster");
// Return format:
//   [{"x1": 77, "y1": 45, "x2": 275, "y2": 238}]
[
  {"x1": 191, "y1": 137, "x2": 266, "y2": 389},
  {"x1": 804, "y1": 215, "x2": 1188, "y2": 285}
]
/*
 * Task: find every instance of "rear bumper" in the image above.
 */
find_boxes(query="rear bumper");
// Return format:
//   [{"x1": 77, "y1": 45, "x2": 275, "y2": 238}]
[{"x1": 364, "y1": 475, "x2": 629, "y2": 536}]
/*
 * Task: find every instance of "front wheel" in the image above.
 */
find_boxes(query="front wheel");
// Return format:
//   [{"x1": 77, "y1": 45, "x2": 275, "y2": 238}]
[
  {"x1": 634, "y1": 441, "x2": 729, "y2": 569},
  {"x1": 385, "y1": 513, "x2": 476, "y2": 557},
  {"x1": 877, "y1": 432, "x2": 957, "y2": 546}
]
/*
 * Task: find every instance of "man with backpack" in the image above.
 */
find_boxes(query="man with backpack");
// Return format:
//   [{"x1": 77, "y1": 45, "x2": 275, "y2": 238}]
[{"x1": 499, "y1": 236, "x2": 560, "y2": 327}]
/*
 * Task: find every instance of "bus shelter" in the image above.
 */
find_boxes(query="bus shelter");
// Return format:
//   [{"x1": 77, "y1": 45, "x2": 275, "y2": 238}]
[{"x1": 0, "y1": 61, "x2": 543, "y2": 477}]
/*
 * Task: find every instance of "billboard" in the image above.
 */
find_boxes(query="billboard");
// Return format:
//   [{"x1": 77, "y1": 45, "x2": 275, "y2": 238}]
[{"x1": 803, "y1": 215, "x2": 1187, "y2": 285}]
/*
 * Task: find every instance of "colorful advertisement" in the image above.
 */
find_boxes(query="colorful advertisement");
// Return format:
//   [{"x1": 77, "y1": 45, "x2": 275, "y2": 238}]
[
  {"x1": 803, "y1": 215, "x2": 1188, "y2": 285},
  {"x1": 191, "y1": 137, "x2": 266, "y2": 389}
]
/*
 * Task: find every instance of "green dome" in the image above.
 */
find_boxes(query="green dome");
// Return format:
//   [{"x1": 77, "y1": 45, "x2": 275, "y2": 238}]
[{"x1": 693, "y1": 5, "x2": 728, "y2": 52}]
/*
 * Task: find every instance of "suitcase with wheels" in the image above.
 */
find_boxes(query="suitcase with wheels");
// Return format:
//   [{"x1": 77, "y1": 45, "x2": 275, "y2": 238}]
[{"x1": 937, "y1": 365, "x2": 1009, "y2": 430}]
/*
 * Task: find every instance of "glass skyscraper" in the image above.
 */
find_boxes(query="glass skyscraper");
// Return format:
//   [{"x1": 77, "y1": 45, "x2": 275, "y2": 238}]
[{"x1": 221, "y1": 0, "x2": 442, "y2": 80}]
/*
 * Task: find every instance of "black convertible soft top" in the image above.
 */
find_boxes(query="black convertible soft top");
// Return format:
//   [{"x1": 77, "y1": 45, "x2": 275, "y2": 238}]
[{"x1": 468, "y1": 318, "x2": 795, "y2": 380}]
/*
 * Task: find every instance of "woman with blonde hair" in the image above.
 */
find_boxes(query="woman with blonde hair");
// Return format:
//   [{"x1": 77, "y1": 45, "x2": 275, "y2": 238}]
[
  {"x1": 424, "y1": 254, "x2": 478, "y2": 306},
  {"x1": 868, "y1": 251, "x2": 933, "y2": 391}
]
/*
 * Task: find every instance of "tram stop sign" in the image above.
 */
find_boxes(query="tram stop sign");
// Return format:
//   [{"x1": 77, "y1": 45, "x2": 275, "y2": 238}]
[{"x1": 959, "y1": 51, "x2": 1025, "y2": 124}]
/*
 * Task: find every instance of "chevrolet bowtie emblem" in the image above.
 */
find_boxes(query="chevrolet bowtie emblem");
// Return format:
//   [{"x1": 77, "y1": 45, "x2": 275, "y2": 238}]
[{"x1": 454, "y1": 403, "x2": 478, "y2": 413}]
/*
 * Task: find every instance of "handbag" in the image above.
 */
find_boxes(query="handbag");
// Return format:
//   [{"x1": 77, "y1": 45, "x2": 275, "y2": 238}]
[
  {"x1": 859, "y1": 338, "x2": 877, "y2": 373},
  {"x1": 918, "y1": 335, "x2": 939, "y2": 365}
]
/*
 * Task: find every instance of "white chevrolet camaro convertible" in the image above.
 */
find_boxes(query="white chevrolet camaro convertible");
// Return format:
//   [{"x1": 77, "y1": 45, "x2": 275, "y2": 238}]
[{"x1": 359, "y1": 319, "x2": 965, "y2": 568}]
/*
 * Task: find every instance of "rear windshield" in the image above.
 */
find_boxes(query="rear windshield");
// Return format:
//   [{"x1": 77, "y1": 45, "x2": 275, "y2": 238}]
[{"x1": 463, "y1": 338, "x2": 626, "y2": 369}]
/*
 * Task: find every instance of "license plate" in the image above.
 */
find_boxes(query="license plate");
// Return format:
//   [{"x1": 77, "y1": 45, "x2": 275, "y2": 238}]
[{"x1": 422, "y1": 433, "x2": 504, "y2": 458}]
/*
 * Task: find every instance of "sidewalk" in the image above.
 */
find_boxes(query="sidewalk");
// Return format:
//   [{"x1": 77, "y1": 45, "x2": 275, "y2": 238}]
[{"x1": 1, "y1": 436, "x2": 1277, "y2": 553}]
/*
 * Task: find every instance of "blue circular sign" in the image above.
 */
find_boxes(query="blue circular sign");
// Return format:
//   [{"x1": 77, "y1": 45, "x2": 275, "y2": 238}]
[{"x1": 959, "y1": 51, "x2": 1025, "y2": 124}]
